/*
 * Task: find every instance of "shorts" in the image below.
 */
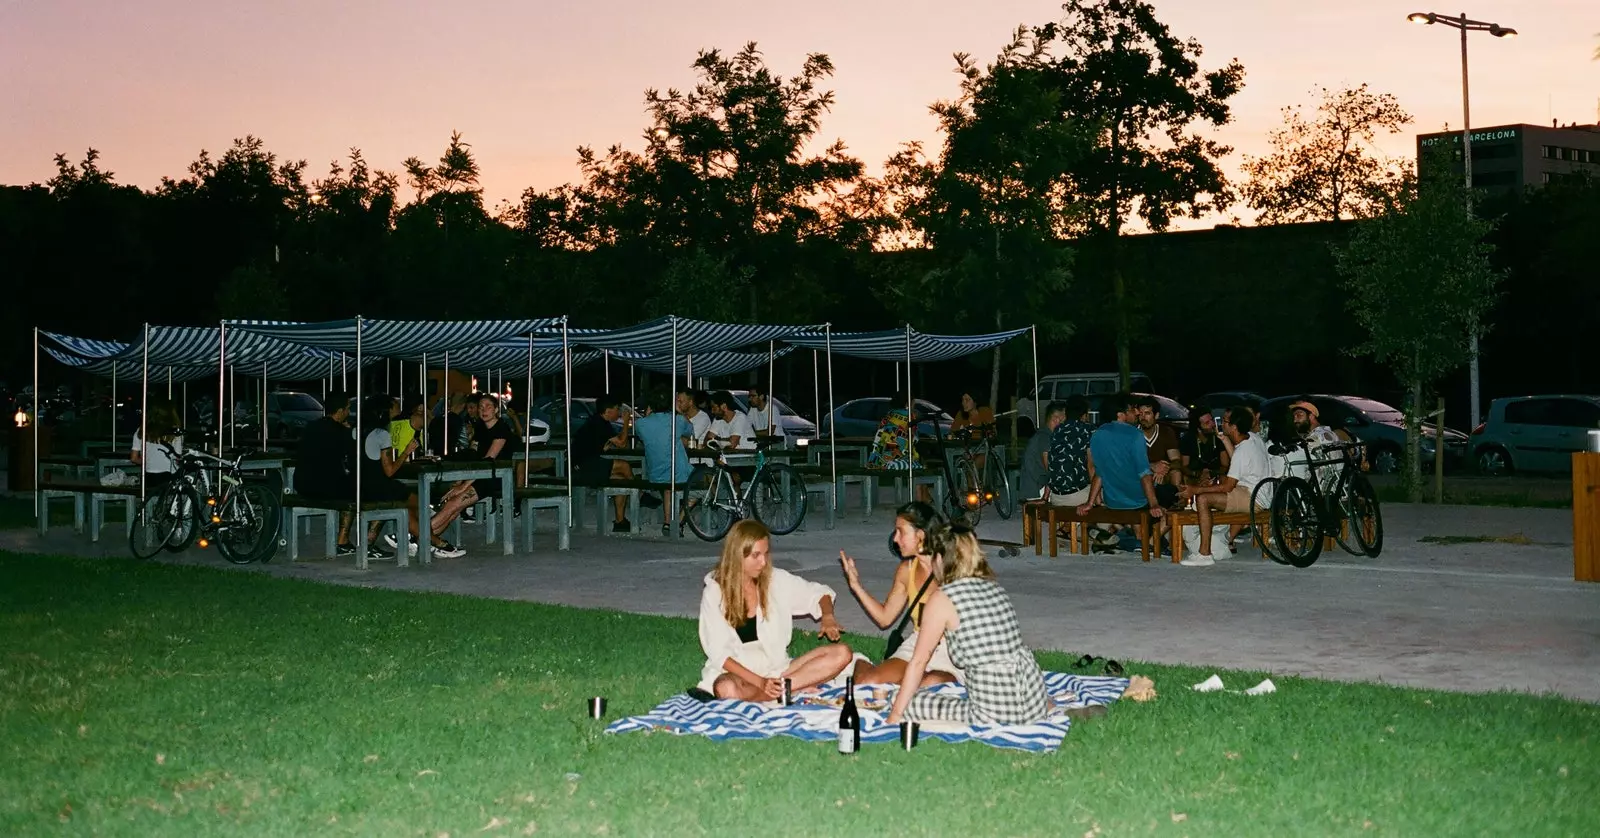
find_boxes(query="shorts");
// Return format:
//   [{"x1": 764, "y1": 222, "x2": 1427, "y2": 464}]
[
  {"x1": 363, "y1": 476, "x2": 412, "y2": 503},
  {"x1": 571, "y1": 459, "x2": 614, "y2": 488},
  {"x1": 296, "y1": 472, "x2": 354, "y2": 502},
  {"x1": 1222, "y1": 485, "x2": 1256, "y2": 514},
  {"x1": 888, "y1": 628, "x2": 965, "y2": 681},
  {"x1": 1047, "y1": 487, "x2": 1090, "y2": 507}
]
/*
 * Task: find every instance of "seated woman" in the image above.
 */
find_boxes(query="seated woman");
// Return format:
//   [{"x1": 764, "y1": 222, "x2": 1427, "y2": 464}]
[
  {"x1": 360, "y1": 395, "x2": 465, "y2": 560},
  {"x1": 867, "y1": 390, "x2": 930, "y2": 502},
  {"x1": 950, "y1": 390, "x2": 995, "y2": 491},
  {"x1": 698, "y1": 519, "x2": 854, "y2": 700},
  {"x1": 884, "y1": 521, "x2": 1049, "y2": 727},
  {"x1": 837, "y1": 502, "x2": 962, "y2": 687},
  {"x1": 130, "y1": 398, "x2": 183, "y2": 489}
]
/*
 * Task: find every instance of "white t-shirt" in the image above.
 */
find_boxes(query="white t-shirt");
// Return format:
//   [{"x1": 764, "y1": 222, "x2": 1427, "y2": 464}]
[
  {"x1": 748, "y1": 405, "x2": 784, "y2": 438},
  {"x1": 132, "y1": 431, "x2": 182, "y2": 474},
  {"x1": 709, "y1": 412, "x2": 757, "y2": 450},
  {"x1": 1227, "y1": 433, "x2": 1270, "y2": 495},
  {"x1": 363, "y1": 427, "x2": 392, "y2": 462},
  {"x1": 686, "y1": 410, "x2": 712, "y2": 443}
]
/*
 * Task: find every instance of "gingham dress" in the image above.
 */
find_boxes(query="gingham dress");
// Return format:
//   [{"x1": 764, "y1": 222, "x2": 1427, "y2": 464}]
[{"x1": 906, "y1": 577, "x2": 1048, "y2": 725}]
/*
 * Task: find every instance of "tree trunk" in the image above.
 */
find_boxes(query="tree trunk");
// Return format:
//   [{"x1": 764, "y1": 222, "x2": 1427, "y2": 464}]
[
  {"x1": 989, "y1": 310, "x2": 1003, "y2": 421},
  {"x1": 1109, "y1": 115, "x2": 1131, "y2": 391},
  {"x1": 1405, "y1": 372, "x2": 1423, "y2": 504}
]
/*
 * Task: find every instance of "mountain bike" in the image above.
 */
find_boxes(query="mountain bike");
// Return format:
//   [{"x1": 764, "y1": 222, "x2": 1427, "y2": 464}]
[
  {"x1": 946, "y1": 422, "x2": 1013, "y2": 525},
  {"x1": 1264, "y1": 438, "x2": 1383, "y2": 568},
  {"x1": 130, "y1": 445, "x2": 283, "y2": 564},
  {"x1": 683, "y1": 440, "x2": 807, "y2": 541}
]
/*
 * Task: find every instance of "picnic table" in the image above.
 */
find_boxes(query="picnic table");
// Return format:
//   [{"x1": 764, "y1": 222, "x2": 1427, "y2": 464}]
[
  {"x1": 400, "y1": 459, "x2": 517, "y2": 560},
  {"x1": 513, "y1": 444, "x2": 568, "y2": 478},
  {"x1": 806, "y1": 437, "x2": 875, "y2": 467}
]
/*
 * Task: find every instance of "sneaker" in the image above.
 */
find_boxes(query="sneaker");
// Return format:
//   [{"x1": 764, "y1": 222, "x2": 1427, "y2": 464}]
[
  {"x1": 431, "y1": 542, "x2": 465, "y2": 559},
  {"x1": 462, "y1": 508, "x2": 477, "y2": 524},
  {"x1": 1179, "y1": 553, "x2": 1216, "y2": 567},
  {"x1": 366, "y1": 543, "x2": 394, "y2": 560},
  {"x1": 612, "y1": 519, "x2": 631, "y2": 533},
  {"x1": 335, "y1": 543, "x2": 357, "y2": 557},
  {"x1": 381, "y1": 533, "x2": 398, "y2": 550}
]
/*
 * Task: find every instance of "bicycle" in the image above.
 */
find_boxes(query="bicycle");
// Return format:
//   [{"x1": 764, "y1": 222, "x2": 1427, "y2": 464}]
[
  {"x1": 1261, "y1": 438, "x2": 1383, "y2": 568},
  {"x1": 945, "y1": 422, "x2": 1013, "y2": 525},
  {"x1": 683, "y1": 439, "x2": 807, "y2": 541},
  {"x1": 129, "y1": 443, "x2": 283, "y2": 564}
]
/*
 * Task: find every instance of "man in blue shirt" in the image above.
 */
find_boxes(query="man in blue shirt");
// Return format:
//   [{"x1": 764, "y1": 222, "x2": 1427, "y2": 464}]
[
  {"x1": 632, "y1": 392, "x2": 693, "y2": 532},
  {"x1": 1083, "y1": 393, "x2": 1164, "y2": 548}
]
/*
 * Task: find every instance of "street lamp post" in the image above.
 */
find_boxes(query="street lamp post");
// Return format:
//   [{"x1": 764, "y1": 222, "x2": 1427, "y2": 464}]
[{"x1": 1406, "y1": 11, "x2": 1516, "y2": 432}]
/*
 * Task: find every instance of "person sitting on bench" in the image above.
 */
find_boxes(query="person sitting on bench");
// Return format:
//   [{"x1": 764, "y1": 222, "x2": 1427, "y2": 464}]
[
  {"x1": 361, "y1": 395, "x2": 466, "y2": 560},
  {"x1": 1078, "y1": 392, "x2": 1165, "y2": 552},
  {"x1": 292, "y1": 391, "x2": 365, "y2": 556},
  {"x1": 130, "y1": 398, "x2": 183, "y2": 492},
  {"x1": 1176, "y1": 405, "x2": 1270, "y2": 567},
  {"x1": 572, "y1": 393, "x2": 634, "y2": 533}
]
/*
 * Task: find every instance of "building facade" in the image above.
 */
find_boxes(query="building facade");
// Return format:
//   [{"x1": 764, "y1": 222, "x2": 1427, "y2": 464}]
[{"x1": 1417, "y1": 122, "x2": 1600, "y2": 195}]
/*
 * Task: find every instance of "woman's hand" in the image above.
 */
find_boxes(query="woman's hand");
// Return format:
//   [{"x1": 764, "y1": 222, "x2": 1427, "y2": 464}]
[
  {"x1": 760, "y1": 677, "x2": 783, "y2": 700},
  {"x1": 817, "y1": 614, "x2": 842, "y2": 642},
  {"x1": 837, "y1": 550, "x2": 860, "y2": 590}
]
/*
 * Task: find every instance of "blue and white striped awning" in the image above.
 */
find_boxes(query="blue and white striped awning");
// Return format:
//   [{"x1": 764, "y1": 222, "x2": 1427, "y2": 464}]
[
  {"x1": 616, "y1": 346, "x2": 794, "y2": 378},
  {"x1": 423, "y1": 337, "x2": 568, "y2": 371},
  {"x1": 42, "y1": 328, "x2": 349, "y2": 373},
  {"x1": 447, "y1": 347, "x2": 601, "y2": 378},
  {"x1": 787, "y1": 326, "x2": 1031, "y2": 363},
  {"x1": 42, "y1": 331, "x2": 130, "y2": 360},
  {"x1": 43, "y1": 348, "x2": 214, "y2": 383},
  {"x1": 572, "y1": 316, "x2": 819, "y2": 355},
  {"x1": 225, "y1": 318, "x2": 564, "y2": 358}
]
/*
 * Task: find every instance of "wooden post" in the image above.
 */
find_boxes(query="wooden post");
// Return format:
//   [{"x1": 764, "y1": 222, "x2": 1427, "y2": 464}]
[
  {"x1": 1433, "y1": 397, "x2": 1446, "y2": 504},
  {"x1": 1574, "y1": 452, "x2": 1600, "y2": 583}
]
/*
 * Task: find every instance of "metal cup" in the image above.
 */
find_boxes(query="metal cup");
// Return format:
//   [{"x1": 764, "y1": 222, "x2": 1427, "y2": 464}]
[
  {"x1": 587, "y1": 697, "x2": 607, "y2": 719},
  {"x1": 781, "y1": 678, "x2": 792, "y2": 706},
  {"x1": 899, "y1": 721, "x2": 920, "y2": 751}
]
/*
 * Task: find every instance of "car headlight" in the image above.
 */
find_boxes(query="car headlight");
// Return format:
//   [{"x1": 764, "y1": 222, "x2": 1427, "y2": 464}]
[{"x1": 796, "y1": 438, "x2": 809, "y2": 447}]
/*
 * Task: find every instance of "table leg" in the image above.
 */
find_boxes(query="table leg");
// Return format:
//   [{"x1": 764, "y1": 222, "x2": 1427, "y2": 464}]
[
  {"x1": 500, "y1": 471, "x2": 513, "y2": 555},
  {"x1": 417, "y1": 477, "x2": 433, "y2": 566}
]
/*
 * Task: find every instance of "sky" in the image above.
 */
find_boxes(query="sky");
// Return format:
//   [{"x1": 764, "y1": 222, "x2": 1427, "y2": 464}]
[{"x1": 3, "y1": 0, "x2": 1596, "y2": 225}]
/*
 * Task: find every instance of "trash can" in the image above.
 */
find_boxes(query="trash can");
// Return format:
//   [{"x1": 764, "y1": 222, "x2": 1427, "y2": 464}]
[{"x1": 7, "y1": 423, "x2": 52, "y2": 492}]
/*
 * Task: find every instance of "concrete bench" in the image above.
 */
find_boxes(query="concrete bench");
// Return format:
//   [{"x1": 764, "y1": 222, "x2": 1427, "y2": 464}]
[
  {"x1": 516, "y1": 487, "x2": 572, "y2": 551},
  {"x1": 37, "y1": 479, "x2": 140, "y2": 542},
  {"x1": 523, "y1": 478, "x2": 685, "y2": 536},
  {"x1": 795, "y1": 465, "x2": 882, "y2": 516},
  {"x1": 280, "y1": 494, "x2": 411, "y2": 569}
]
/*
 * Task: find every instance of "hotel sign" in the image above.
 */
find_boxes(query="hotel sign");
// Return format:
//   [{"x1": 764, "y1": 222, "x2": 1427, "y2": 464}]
[{"x1": 1420, "y1": 128, "x2": 1520, "y2": 146}]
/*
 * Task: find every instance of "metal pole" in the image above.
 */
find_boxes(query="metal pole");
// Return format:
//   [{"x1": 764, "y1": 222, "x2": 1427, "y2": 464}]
[
  {"x1": 355, "y1": 316, "x2": 363, "y2": 549},
  {"x1": 32, "y1": 327, "x2": 39, "y2": 519},
  {"x1": 767, "y1": 340, "x2": 776, "y2": 442},
  {"x1": 421, "y1": 352, "x2": 429, "y2": 454},
  {"x1": 811, "y1": 349, "x2": 820, "y2": 430},
  {"x1": 1030, "y1": 325, "x2": 1040, "y2": 431},
  {"x1": 182, "y1": 382, "x2": 187, "y2": 432},
  {"x1": 261, "y1": 360, "x2": 268, "y2": 450},
  {"x1": 905, "y1": 325, "x2": 914, "y2": 486},
  {"x1": 525, "y1": 335, "x2": 533, "y2": 487},
  {"x1": 140, "y1": 324, "x2": 149, "y2": 505},
  {"x1": 110, "y1": 362, "x2": 117, "y2": 447},
  {"x1": 825, "y1": 325, "x2": 836, "y2": 500},
  {"x1": 340, "y1": 352, "x2": 347, "y2": 391},
  {"x1": 167, "y1": 366, "x2": 173, "y2": 400},
  {"x1": 562, "y1": 318, "x2": 572, "y2": 513},
  {"x1": 443, "y1": 351, "x2": 451, "y2": 454},
  {"x1": 229, "y1": 365, "x2": 236, "y2": 451},
  {"x1": 669, "y1": 317, "x2": 678, "y2": 514},
  {"x1": 604, "y1": 350, "x2": 611, "y2": 393},
  {"x1": 1459, "y1": 12, "x2": 1481, "y2": 432},
  {"x1": 217, "y1": 322, "x2": 227, "y2": 456}
]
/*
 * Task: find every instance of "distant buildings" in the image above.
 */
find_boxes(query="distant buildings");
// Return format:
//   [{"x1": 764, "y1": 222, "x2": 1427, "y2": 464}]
[{"x1": 1417, "y1": 122, "x2": 1600, "y2": 195}]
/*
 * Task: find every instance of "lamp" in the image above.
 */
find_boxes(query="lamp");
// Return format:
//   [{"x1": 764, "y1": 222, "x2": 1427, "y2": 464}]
[
  {"x1": 1407, "y1": 12, "x2": 1434, "y2": 24},
  {"x1": 13, "y1": 406, "x2": 27, "y2": 428}
]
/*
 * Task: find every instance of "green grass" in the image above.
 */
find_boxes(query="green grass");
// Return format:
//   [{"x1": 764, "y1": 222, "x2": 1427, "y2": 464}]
[{"x1": 2, "y1": 552, "x2": 1597, "y2": 836}]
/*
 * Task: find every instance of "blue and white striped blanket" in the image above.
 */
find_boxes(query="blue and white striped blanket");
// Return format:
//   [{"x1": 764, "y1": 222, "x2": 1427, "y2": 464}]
[{"x1": 604, "y1": 671, "x2": 1128, "y2": 752}]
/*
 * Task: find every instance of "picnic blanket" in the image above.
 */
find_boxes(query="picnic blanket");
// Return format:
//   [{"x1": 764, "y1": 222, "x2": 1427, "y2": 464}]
[{"x1": 604, "y1": 671, "x2": 1129, "y2": 752}]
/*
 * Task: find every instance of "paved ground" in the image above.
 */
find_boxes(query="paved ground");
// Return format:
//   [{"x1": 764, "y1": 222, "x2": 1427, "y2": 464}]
[{"x1": 4, "y1": 492, "x2": 1597, "y2": 703}]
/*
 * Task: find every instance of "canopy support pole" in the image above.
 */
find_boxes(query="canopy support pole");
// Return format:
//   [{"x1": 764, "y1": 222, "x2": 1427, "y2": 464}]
[
  {"x1": 825, "y1": 325, "x2": 836, "y2": 504},
  {"x1": 354, "y1": 316, "x2": 363, "y2": 555},
  {"x1": 443, "y1": 351, "x2": 451, "y2": 454},
  {"x1": 31, "y1": 327, "x2": 39, "y2": 519},
  {"x1": 525, "y1": 335, "x2": 533, "y2": 488},
  {"x1": 421, "y1": 353, "x2": 429, "y2": 454},
  {"x1": 669, "y1": 317, "x2": 678, "y2": 523},
  {"x1": 229, "y1": 365, "x2": 236, "y2": 451},
  {"x1": 140, "y1": 324, "x2": 149, "y2": 505},
  {"x1": 261, "y1": 360, "x2": 268, "y2": 450},
  {"x1": 182, "y1": 381, "x2": 187, "y2": 432},
  {"x1": 905, "y1": 325, "x2": 914, "y2": 487},
  {"x1": 562, "y1": 318, "x2": 572, "y2": 519},
  {"x1": 811, "y1": 350, "x2": 819, "y2": 436},
  {"x1": 604, "y1": 350, "x2": 610, "y2": 393},
  {"x1": 217, "y1": 322, "x2": 227, "y2": 456},
  {"x1": 767, "y1": 340, "x2": 776, "y2": 442},
  {"x1": 1030, "y1": 325, "x2": 1040, "y2": 430},
  {"x1": 110, "y1": 363, "x2": 117, "y2": 448}
]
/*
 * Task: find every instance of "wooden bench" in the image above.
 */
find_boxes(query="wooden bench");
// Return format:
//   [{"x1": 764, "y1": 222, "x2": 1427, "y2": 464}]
[
  {"x1": 1157, "y1": 508, "x2": 1338, "y2": 562},
  {"x1": 1029, "y1": 503, "x2": 1154, "y2": 562},
  {"x1": 516, "y1": 486, "x2": 572, "y2": 551},
  {"x1": 280, "y1": 493, "x2": 411, "y2": 569},
  {"x1": 37, "y1": 478, "x2": 141, "y2": 542}
]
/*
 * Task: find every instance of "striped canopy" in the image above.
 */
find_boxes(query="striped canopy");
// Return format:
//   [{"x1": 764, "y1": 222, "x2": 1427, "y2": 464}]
[
  {"x1": 44, "y1": 346, "x2": 374, "y2": 382},
  {"x1": 43, "y1": 348, "x2": 213, "y2": 383},
  {"x1": 616, "y1": 346, "x2": 794, "y2": 378},
  {"x1": 572, "y1": 316, "x2": 820, "y2": 355},
  {"x1": 42, "y1": 328, "x2": 358, "y2": 377},
  {"x1": 226, "y1": 318, "x2": 563, "y2": 358},
  {"x1": 787, "y1": 326, "x2": 1031, "y2": 362}
]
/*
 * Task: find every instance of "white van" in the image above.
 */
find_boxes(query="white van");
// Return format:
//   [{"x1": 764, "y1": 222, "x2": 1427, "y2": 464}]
[{"x1": 1016, "y1": 372, "x2": 1154, "y2": 433}]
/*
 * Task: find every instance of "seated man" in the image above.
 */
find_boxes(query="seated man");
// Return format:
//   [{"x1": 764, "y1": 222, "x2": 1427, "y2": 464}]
[
  {"x1": 1179, "y1": 407, "x2": 1229, "y2": 484},
  {"x1": 632, "y1": 392, "x2": 693, "y2": 532},
  {"x1": 746, "y1": 386, "x2": 785, "y2": 441},
  {"x1": 1047, "y1": 395, "x2": 1093, "y2": 508},
  {"x1": 1177, "y1": 405, "x2": 1271, "y2": 567},
  {"x1": 1135, "y1": 395, "x2": 1181, "y2": 488},
  {"x1": 571, "y1": 393, "x2": 634, "y2": 533},
  {"x1": 706, "y1": 390, "x2": 757, "y2": 451},
  {"x1": 1019, "y1": 401, "x2": 1066, "y2": 502},
  {"x1": 1079, "y1": 392, "x2": 1165, "y2": 551},
  {"x1": 291, "y1": 391, "x2": 368, "y2": 557}
]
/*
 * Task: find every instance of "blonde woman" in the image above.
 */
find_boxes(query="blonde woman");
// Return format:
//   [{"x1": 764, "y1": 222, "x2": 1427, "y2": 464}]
[
  {"x1": 697, "y1": 519, "x2": 854, "y2": 700},
  {"x1": 884, "y1": 522, "x2": 1048, "y2": 726},
  {"x1": 837, "y1": 501, "x2": 962, "y2": 687}
]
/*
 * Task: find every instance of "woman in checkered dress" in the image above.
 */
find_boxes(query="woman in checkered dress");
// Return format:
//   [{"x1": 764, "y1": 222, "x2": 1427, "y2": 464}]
[{"x1": 884, "y1": 523, "x2": 1048, "y2": 726}]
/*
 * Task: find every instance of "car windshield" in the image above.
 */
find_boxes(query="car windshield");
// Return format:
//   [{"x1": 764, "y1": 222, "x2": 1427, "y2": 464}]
[
  {"x1": 274, "y1": 393, "x2": 322, "y2": 412},
  {"x1": 1345, "y1": 398, "x2": 1403, "y2": 422}
]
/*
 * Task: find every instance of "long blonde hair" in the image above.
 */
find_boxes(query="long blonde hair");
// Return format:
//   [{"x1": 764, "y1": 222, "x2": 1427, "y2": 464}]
[
  {"x1": 930, "y1": 522, "x2": 994, "y2": 583},
  {"x1": 714, "y1": 519, "x2": 772, "y2": 626}
]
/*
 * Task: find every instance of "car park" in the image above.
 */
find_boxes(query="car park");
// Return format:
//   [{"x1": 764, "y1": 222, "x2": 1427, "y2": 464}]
[
  {"x1": 1016, "y1": 372, "x2": 1155, "y2": 434},
  {"x1": 822, "y1": 397, "x2": 953, "y2": 439},
  {"x1": 726, "y1": 390, "x2": 818, "y2": 444},
  {"x1": 1259, "y1": 394, "x2": 1468, "y2": 474}
]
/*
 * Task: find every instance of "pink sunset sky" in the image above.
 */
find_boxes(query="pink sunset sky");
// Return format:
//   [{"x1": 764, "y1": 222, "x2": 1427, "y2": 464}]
[{"x1": 3, "y1": 0, "x2": 1596, "y2": 224}]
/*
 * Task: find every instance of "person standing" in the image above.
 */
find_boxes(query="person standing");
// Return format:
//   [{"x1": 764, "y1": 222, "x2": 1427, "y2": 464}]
[{"x1": 1019, "y1": 401, "x2": 1066, "y2": 502}]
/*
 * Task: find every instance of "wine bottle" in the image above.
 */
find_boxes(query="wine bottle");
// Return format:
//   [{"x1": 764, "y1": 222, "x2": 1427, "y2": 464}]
[{"x1": 838, "y1": 675, "x2": 860, "y2": 754}]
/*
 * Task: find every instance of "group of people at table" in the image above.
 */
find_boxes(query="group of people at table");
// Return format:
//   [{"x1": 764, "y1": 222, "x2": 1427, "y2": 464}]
[{"x1": 698, "y1": 504, "x2": 1050, "y2": 727}]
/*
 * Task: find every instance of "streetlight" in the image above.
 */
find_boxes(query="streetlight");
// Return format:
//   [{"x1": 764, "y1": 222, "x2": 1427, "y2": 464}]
[{"x1": 1405, "y1": 10, "x2": 1516, "y2": 432}]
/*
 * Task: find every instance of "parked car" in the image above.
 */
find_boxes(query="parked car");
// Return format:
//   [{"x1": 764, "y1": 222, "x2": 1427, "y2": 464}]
[
  {"x1": 822, "y1": 397, "x2": 953, "y2": 439},
  {"x1": 1016, "y1": 371, "x2": 1155, "y2": 435},
  {"x1": 1194, "y1": 391, "x2": 1266, "y2": 424},
  {"x1": 1471, "y1": 395, "x2": 1600, "y2": 475},
  {"x1": 264, "y1": 390, "x2": 324, "y2": 438},
  {"x1": 726, "y1": 390, "x2": 818, "y2": 444},
  {"x1": 1259, "y1": 394, "x2": 1469, "y2": 475},
  {"x1": 527, "y1": 395, "x2": 635, "y2": 440}
]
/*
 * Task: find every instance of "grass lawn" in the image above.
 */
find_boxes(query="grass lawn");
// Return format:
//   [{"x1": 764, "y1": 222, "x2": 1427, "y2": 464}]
[{"x1": 1, "y1": 552, "x2": 1596, "y2": 837}]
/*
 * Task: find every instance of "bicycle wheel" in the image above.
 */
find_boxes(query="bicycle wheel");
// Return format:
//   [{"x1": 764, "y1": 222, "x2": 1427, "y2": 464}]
[
  {"x1": 1250, "y1": 477, "x2": 1287, "y2": 564},
  {"x1": 1331, "y1": 479, "x2": 1365, "y2": 557},
  {"x1": 215, "y1": 480, "x2": 281, "y2": 564},
  {"x1": 1348, "y1": 474, "x2": 1383, "y2": 557},
  {"x1": 752, "y1": 463, "x2": 807, "y2": 536},
  {"x1": 129, "y1": 485, "x2": 183, "y2": 560},
  {"x1": 686, "y1": 469, "x2": 738, "y2": 542},
  {"x1": 986, "y1": 455, "x2": 1014, "y2": 520},
  {"x1": 1269, "y1": 476, "x2": 1324, "y2": 569},
  {"x1": 954, "y1": 458, "x2": 983, "y2": 526},
  {"x1": 164, "y1": 481, "x2": 202, "y2": 551}
]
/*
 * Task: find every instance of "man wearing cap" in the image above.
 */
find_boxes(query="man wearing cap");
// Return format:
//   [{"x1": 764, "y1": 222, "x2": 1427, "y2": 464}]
[{"x1": 1288, "y1": 399, "x2": 1344, "y2": 492}]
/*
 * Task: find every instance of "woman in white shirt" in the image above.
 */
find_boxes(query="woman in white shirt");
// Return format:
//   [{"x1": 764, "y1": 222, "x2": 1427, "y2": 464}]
[
  {"x1": 698, "y1": 519, "x2": 854, "y2": 700},
  {"x1": 130, "y1": 400, "x2": 183, "y2": 485}
]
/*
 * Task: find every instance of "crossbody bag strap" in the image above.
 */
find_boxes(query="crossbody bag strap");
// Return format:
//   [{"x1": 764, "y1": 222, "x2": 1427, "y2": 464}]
[{"x1": 891, "y1": 570, "x2": 938, "y2": 637}]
